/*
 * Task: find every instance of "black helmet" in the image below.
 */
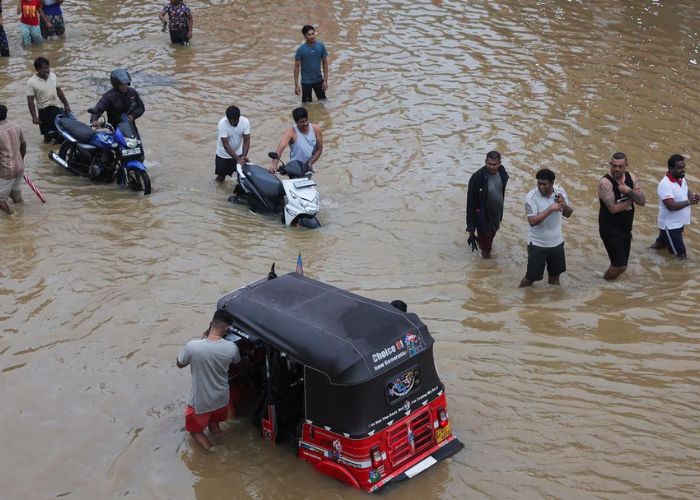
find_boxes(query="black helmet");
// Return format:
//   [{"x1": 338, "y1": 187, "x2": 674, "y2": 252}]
[{"x1": 110, "y1": 69, "x2": 131, "y2": 90}]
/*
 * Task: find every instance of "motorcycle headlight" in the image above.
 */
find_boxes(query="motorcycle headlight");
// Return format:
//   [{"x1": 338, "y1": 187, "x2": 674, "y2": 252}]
[{"x1": 125, "y1": 138, "x2": 139, "y2": 149}]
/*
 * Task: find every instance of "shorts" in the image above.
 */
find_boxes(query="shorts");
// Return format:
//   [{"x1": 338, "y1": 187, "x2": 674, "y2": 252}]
[
  {"x1": 184, "y1": 404, "x2": 229, "y2": 433},
  {"x1": 525, "y1": 242, "x2": 566, "y2": 281},
  {"x1": 301, "y1": 80, "x2": 326, "y2": 103},
  {"x1": 169, "y1": 28, "x2": 189, "y2": 45},
  {"x1": 655, "y1": 227, "x2": 686, "y2": 257},
  {"x1": 38, "y1": 106, "x2": 61, "y2": 137},
  {"x1": 600, "y1": 231, "x2": 632, "y2": 267},
  {"x1": 215, "y1": 155, "x2": 237, "y2": 178},
  {"x1": 20, "y1": 23, "x2": 43, "y2": 46},
  {"x1": 0, "y1": 176, "x2": 23, "y2": 202},
  {"x1": 42, "y1": 14, "x2": 65, "y2": 38}
]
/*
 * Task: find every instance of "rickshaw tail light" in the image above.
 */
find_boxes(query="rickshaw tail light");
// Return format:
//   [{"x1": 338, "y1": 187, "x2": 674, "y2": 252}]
[
  {"x1": 438, "y1": 407, "x2": 449, "y2": 427},
  {"x1": 371, "y1": 446, "x2": 383, "y2": 467}
]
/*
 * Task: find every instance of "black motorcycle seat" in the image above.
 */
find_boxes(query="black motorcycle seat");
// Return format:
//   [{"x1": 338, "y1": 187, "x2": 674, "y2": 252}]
[
  {"x1": 58, "y1": 117, "x2": 96, "y2": 143},
  {"x1": 243, "y1": 164, "x2": 283, "y2": 198}
]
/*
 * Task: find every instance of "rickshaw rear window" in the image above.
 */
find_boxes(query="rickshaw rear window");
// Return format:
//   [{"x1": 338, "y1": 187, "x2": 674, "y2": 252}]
[{"x1": 385, "y1": 367, "x2": 422, "y2": 404}]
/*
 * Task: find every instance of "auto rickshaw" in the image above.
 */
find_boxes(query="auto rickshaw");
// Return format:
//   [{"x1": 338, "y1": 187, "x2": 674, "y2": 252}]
[{"x1": 216, "y1": 271, "x2": 463, "y2": 493}]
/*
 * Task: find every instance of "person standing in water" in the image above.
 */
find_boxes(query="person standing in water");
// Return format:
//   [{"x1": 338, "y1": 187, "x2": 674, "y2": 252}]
[
  {"x1": 267, "y1": 107, "x2": 323, "y2": 172},
  {"x1": 294, "y1": 25, "x2": 328, "y2": 103},
  {"x1": 597, "y1": 152, "x2": 646, "y2": 280}
]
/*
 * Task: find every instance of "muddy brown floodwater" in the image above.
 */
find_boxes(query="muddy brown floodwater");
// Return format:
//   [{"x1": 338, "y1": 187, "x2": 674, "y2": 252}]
[{"x1": 1, "y1": 1, "x2": 700, "y2": 499}]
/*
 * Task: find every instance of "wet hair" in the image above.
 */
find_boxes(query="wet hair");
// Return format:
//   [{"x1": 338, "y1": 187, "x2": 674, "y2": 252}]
[
  {"x1": 536, "y1": 168, "x2": 555, "y2": 183},
  {"x1": 0, "y1": 104, "x2": 7, "y2": 121},
  {"x1": 391, "y1": 300, "x2": 408, "y2": 312},
  {"x1": 292, "y1": 107, "x2": 308, "y2": 123},
  {"x1": 226, "y1": 106, "x2": 241, "y2": 121},
  {"x1": 486, "y1": 151, "x2": 501, "y2": 162},
  {"x1": 667, "y1": 154, "x2": 685, "y2": 170},
  {"x1": 302, "y1": 25, "x2": 315, "y2": 35},
  {"x1": 206, "y1": 310, "x2": 233, "y2": 336},
  {"x1": 33, "y1": 57, "x2": 50, "y2": 70},
  {"x1": 611, "y1": 152, "x2": 627, "y2": 162}
]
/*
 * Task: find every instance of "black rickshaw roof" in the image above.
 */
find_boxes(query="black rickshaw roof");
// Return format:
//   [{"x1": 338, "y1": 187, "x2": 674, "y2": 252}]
[{"x1": 217, "y1": 273, "x2": 434, "y2": 386}]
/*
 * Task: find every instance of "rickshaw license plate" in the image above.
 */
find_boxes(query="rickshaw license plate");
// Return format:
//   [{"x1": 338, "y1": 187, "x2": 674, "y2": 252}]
[
  {"x1": 435, "y1": 424, "x2": 451, "y2": 443},
  {"x1": 121, "y1": 148, "x2": 140, "y2": 156}
]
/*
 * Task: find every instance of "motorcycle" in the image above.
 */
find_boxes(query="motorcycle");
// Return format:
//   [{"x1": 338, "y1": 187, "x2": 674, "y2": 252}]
[
  {"x1": 48, "y1": 107, "x2": 151, "y2": 195},
  {"x1": 228, "y1": 152, "x2": 320, "y2": 228}
]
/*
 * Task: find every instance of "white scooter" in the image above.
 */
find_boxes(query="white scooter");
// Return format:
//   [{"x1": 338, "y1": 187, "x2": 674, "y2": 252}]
[{"x1": 229, "y1": 152, "x2": 320, "y2": 228}]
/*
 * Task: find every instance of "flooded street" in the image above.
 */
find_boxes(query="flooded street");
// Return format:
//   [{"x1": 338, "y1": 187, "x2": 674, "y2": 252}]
[{"x1": 2, "y1": 0, "x2": 700, "y2": 498}]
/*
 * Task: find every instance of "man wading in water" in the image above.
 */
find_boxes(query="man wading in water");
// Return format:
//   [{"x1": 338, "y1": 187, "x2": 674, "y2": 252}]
[
  {"x1": 597, "y1": 152, "x2": 646, "y2": 280},
  {"x1": 465, "y1": 151, "x2": 509, "y2": 259},
  {"x1": 267, "y1": 107, "x2": 323, "y2": 173},
  {"x1": 177, "y1": 310, "x2": 241, "y2": 450}
]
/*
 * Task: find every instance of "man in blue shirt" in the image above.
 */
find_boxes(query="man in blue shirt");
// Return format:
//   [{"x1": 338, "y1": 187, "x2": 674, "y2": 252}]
[{"x1": 294, "y1": 25, "x2": 328, "y2": 103}]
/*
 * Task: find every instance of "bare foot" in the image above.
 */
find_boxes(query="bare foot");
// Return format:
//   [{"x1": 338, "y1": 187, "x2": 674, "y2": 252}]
[
  {"x1": 215, "y1": 175, "x2": 226, "y2": 182},
  {"x1": 208, "y1": 421, "x2": 222, "y2": 436},
  {"x1": 547, "y1": 275, "x2": 561, "y2": 285},
  {"x1": 0, "y1": 201, "x2": 13, "y2": 215},
  {"x1": 190, "y1": 432, "x2": 212, "y2": 451},
  {"x1": 10, "y1": 193, "x2": 23, "y2": 204}
]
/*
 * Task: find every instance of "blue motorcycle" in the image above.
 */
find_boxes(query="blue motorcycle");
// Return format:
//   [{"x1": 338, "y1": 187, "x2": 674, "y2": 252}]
[{"x1": 48, "y1": 108, "x2": 151, "y2": 195}]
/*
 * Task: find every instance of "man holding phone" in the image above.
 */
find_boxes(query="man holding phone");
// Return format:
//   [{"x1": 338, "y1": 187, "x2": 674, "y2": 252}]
[{"x1": 519, "y1": 168, "x2": 573, "y2": 287}]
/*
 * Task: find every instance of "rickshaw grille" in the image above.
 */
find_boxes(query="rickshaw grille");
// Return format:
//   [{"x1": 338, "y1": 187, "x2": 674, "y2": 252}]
[{"x1": 386, "y1": 409, "x2": 434, "y2": 467}]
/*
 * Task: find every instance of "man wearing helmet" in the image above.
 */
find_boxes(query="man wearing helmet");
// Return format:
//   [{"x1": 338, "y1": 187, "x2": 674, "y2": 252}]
[{"x1": 90, "y1": 69, "x2": 145, "y2": 129}]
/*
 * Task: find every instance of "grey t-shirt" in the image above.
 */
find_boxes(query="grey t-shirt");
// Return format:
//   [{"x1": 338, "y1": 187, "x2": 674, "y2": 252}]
[
  {"x1": 486, "y1": 172, "x2": 504, "y2": 231},
  {"x1": 524, "y1": 186, "x2": 571, "y2": 247},
  {"x1": 178, "y1": 338, "x2": 240, "y2": 413}
]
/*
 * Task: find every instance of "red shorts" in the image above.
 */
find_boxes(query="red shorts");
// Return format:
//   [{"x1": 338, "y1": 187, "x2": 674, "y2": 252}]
[{"x1": 184, "y1": 404, "x2": 229, "y2": 433}]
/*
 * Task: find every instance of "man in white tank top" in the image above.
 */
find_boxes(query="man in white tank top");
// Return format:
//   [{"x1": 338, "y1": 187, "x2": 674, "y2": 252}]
[{"x1": 268, "y1": 107, "x2": 323, "y2": 173}]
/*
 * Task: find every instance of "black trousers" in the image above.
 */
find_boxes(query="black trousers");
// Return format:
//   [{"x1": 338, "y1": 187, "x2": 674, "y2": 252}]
[
  {"x1": 38, "y1": 106, "x2": 61, "y2": 137},
  {"x1": 301, "y1": 80, "x2": 326, "y2": 103},
  {"x1": 0, "y1": 26, "x2": 9, "y2": 57},
  {"x1": 169, "y1": 28, "x2": 189, "y2": 45}
]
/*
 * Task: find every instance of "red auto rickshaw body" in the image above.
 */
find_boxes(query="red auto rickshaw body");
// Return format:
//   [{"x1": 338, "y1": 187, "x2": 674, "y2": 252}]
[{"x1": 217, "y1": 272, "x2": 462, "y2": 492}]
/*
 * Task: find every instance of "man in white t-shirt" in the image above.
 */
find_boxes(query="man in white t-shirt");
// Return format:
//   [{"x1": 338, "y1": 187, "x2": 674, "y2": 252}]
[
  {"x1": 651, "y1": 154, "x2": 700, "y2": 259},
  {"x1": 215, "y1": 105, "x2": 250, "y2": 182},
  {"x1": 519, "y1": 168, "x2": 574, "y2": 287},
  {"x1": 26, "y1": 56, "x2": 70, "y2": 143}
]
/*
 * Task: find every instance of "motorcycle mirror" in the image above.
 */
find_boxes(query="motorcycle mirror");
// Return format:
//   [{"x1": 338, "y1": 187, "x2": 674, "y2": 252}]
[
  {"x1": 87, "y1": 107, "x2": 98, "y2": 115},
  {"x1": 268, "y1": 152, "x2": 279, "y2": 160}
]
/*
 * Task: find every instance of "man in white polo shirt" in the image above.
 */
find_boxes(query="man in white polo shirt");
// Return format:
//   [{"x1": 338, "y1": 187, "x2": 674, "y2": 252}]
[
  {"x1": 215, "y1": 105, "x2": 250, "y2": 182},
  {"x1": 651, "y1": 154, "x2": 700, "y2": 259},
  {"x1": 519, "y1": 168, "x2": 574, "y2": 287}
]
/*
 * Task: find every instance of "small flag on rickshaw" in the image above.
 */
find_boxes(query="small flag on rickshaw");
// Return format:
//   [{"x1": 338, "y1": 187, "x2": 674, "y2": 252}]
[
  {"x1": 296, "y1": 252, "x2": 304, "y2": 276},
  {"x1": 24, "y1": 173, "x2": 46, "y2": 203}
]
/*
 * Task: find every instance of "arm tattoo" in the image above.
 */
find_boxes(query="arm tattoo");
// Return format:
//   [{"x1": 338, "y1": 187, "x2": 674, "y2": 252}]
[{"x1": 598, "y1": 180, "x2": 616, "y2": 212}]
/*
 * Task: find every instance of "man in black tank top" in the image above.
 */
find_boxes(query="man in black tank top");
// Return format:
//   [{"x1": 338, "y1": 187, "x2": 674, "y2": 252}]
[{"x1": 597, "y1": 152, "x2": 646, "y2": 280}]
